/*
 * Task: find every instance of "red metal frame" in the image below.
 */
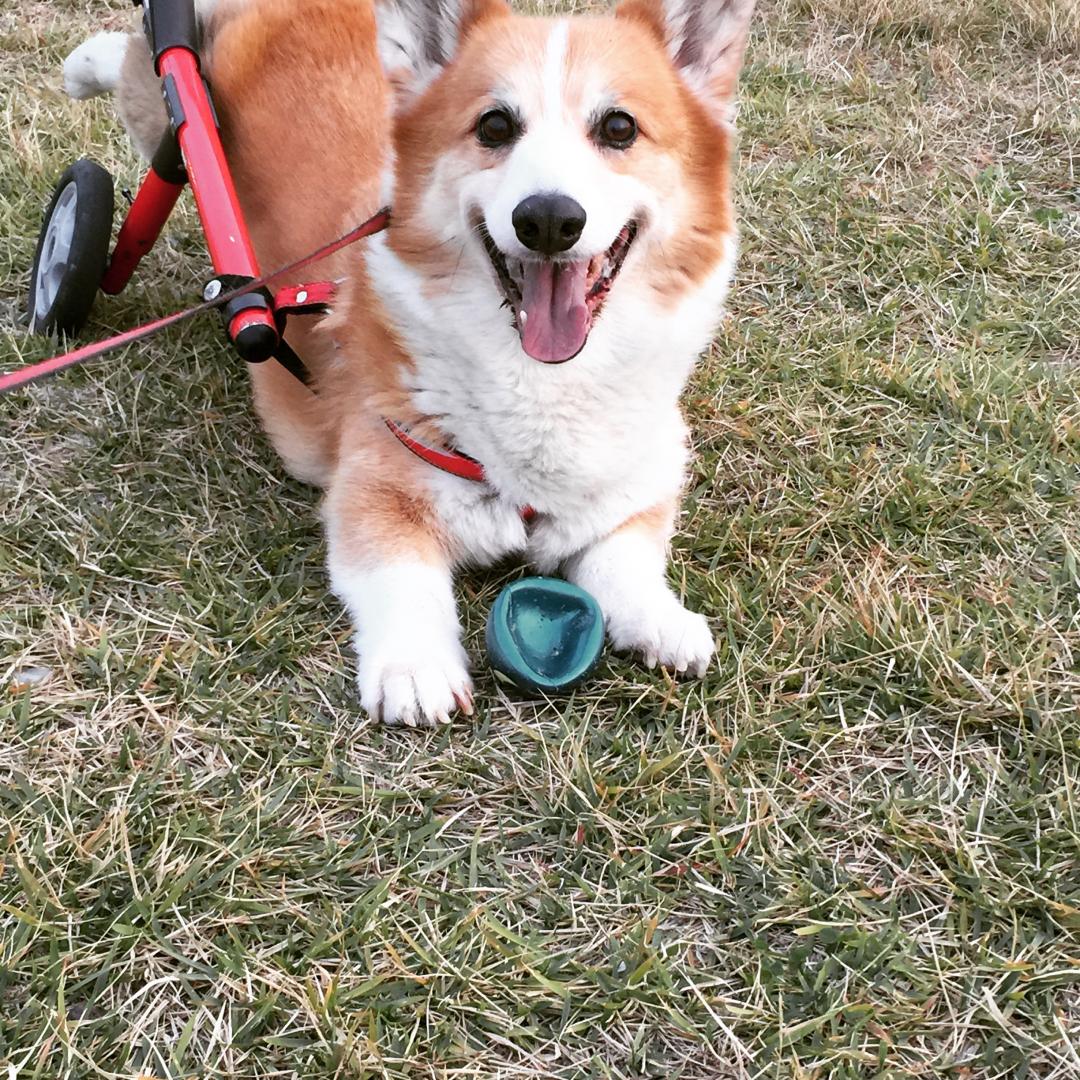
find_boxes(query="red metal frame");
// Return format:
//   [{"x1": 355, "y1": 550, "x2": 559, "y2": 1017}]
[
  {"x1": 100, "y1": 169, "x2": 184, "y2": 295},
  {"x1": 102, "y1": 43, "x2": 277, "y2": 352}
]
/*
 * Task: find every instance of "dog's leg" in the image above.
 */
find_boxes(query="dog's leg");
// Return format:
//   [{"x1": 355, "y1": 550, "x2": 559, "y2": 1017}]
[
  {"x1": 565, "y1": 503, "x2": 714, "y2": 676},
  {"x1": 63, "y1": 31, "x2": 129, "y2": 99},
  {"x1": 62, "y1": 28, "x2": 167, "y2": 161},
  {"x1": 62, "y1": 0, "x2": 223, "y2": 102},
  {"x1": 324, "y1": 472, "x2": 473, "y2": 726},
  {"x1": 115, "y1": 31, "x2": 171, "y2": 162}
]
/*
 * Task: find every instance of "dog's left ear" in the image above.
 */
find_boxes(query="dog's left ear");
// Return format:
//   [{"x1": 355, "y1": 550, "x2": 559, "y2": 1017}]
[
  {"x1": 617, "y1": 0, "x2": 756, "y2": 119},
  {"x1": 375, "y1": 0, "x2": 509, "y2": 100}
]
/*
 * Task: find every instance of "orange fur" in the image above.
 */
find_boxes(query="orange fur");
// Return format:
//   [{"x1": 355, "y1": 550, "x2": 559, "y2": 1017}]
[
  {"x1": 203, "y1": 0, "x2": 741, "y2": 581},
  {"x1": 576, "y1": 13, "x2": 734, "y2": 300},
  {"x1": 388, "y1": 12, "x2": 734, "y2": 307},
  {"x1": 618, "y1": 0, "x2": 750, "y2": 103},
  {"x1": 210, "y1": 0, "x2": 444, "y2": 558},
  {"x1": 117, "y1": 0, "x2": 757, "y2": 718},
  {"x1": 618, "y1": 498, "x2": 678, "y2": 541}
]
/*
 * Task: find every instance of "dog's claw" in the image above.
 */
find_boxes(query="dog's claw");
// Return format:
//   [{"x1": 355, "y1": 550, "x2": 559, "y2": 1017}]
[
  {"x1": 356, "y1": 634, "x2": 474, "y2": 728},
  {"x1": 607, "y1": 597, "x2": 714, "y2": 679}
]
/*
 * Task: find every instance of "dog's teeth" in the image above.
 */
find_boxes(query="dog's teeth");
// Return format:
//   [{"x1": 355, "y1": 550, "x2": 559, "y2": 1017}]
[{"x1": 520, "y1": 310, "x2": 528, "y2": 325}]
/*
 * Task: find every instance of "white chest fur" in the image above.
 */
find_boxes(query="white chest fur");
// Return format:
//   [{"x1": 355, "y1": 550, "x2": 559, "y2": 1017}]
[{"x1": 365, "y1": 233, "x2": 736, "y2": 571}]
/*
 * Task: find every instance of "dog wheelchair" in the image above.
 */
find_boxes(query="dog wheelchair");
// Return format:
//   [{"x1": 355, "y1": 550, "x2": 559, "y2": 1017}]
[
  {"x1": 21, "y1": 0, "x2": 607, "y2": 697},
  {"x1": 29, "y1": 0, "x2": 317, "y2": 379}
]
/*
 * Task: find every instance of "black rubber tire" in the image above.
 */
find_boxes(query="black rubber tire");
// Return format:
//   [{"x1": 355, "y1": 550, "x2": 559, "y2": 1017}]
[{"x1": 28, "y1": 159, "x2": 115, "y2": 336}]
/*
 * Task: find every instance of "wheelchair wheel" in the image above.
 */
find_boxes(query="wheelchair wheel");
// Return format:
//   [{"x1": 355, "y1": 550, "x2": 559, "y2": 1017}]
[{"x1": 28, "y1": 159, "x2": 114, "y2": 335}]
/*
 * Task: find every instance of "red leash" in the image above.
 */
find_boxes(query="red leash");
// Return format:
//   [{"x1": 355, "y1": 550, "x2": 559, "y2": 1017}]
[
  {"x1": 6, "y1": 203, "x2": 532, "y2": 516},
  {"x1": 0, "y1": 208, "x2": 390, "y2": 396}
]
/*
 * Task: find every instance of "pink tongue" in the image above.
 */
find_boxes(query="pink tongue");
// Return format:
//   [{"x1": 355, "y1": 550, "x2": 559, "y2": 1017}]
[{"x1": 519, "y1": 260, "x2": 590, "y2": 364}]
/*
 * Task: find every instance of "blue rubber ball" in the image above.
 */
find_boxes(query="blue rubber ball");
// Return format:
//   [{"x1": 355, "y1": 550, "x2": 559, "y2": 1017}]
[{"x1": 485, "y1": 577, "x2": 605, "y2": 694}]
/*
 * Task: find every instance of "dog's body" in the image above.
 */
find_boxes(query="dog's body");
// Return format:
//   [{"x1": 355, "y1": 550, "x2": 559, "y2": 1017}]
[{"x1": 63, "y1": 0, "x2": 754, "y2": 725}]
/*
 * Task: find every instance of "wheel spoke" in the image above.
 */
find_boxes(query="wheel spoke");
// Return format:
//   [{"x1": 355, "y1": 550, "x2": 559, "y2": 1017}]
[{"x1": 33, "y1": 181, "x2": 79, "y2": 325}]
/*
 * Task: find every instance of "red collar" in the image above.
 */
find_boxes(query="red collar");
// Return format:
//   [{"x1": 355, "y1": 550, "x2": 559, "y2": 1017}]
[{"x1": 384, "y1": 418, "x2": 535, "y2": 523}]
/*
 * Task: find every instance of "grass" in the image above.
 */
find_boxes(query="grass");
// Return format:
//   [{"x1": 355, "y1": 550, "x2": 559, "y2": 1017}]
[{"x1": 2, "y1": 0, "x2": 1079, "y2": 1076}]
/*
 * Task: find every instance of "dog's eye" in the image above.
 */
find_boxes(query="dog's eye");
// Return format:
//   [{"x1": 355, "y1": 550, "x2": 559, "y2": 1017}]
[
  {"x1": 477, "y1": 109, "x2": 518, "y2": 148},
  {"x1": 596, "y1": 109, "x2": 637, "y2": 150}
]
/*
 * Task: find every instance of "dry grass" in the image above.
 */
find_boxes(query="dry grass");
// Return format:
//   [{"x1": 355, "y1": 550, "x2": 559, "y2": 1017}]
[{"x1": 2, "y1": 0, "x2": 1079, "y2": 1077}]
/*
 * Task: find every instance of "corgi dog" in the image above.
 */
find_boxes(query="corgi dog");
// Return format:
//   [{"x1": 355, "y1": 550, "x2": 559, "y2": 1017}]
[{"x1": 62, "y1": 0, "x2": 756, "y2": 726}]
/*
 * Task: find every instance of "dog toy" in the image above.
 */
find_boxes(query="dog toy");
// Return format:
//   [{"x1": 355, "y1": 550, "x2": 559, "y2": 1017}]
[{"x1": 485, "y1": 577, "x2": 605, "y2": 694}]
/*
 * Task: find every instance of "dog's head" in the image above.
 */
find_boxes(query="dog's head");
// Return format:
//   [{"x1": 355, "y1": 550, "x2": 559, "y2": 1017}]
[{"x1": 375, "y1": 0, "x2": 754, "y2": 365}]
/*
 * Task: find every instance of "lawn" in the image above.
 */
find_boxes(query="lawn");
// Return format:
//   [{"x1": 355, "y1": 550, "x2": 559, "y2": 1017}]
[{"x1": 2, "y1": 0, "x2": 1079, "y2": 1077}]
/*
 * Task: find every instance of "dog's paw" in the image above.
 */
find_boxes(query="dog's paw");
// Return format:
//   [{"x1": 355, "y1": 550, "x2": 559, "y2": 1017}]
[
  {"x1": 607, "y1": 594, "x2": 714, "y2": 677},
  {"x1": 63, "y1": 32, "x2": 128, "y2": 100},
  {"x1": 356, "y1": 633, "x2": 473, "y2": 728}
]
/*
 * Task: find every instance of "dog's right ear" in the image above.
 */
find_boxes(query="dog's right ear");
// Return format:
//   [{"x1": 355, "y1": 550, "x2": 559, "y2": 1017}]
[
  {"x1": 374, "y1": 0, "x2": 509, "y2": 100},
  {"x1": 616, "y1": 0, "x2": 756, "y2": 121}
]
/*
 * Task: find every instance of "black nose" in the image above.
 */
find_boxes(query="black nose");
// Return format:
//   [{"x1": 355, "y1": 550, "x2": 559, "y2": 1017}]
[{"x1": 512, "y1": 194, "x2": 587, "y2": 255}]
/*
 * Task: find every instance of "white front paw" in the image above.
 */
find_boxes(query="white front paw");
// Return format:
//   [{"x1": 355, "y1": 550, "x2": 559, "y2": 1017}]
[
  {"x1": 607, "y1": 593, "x2": 714, "y2": 677},
  {"x1": 356, "y1": 630, "x2": 473, "y2": 728}
]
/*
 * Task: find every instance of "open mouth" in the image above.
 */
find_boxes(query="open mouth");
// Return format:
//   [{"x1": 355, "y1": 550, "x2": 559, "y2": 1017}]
[{"x1": 480, "y1": 220, "x2": 639, "y2": 364}]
